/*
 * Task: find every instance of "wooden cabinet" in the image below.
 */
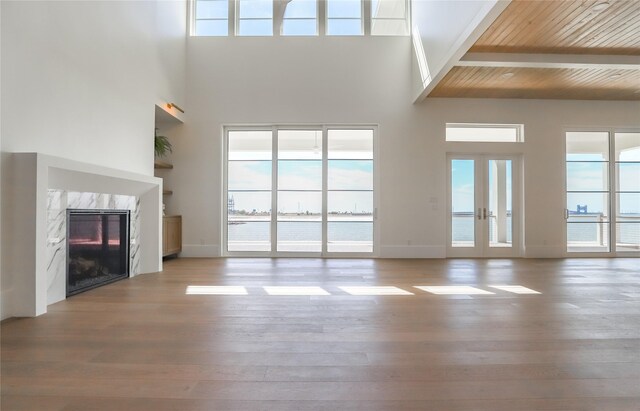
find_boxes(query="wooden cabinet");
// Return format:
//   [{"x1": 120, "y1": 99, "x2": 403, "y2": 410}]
[{"x1": 163, "y1": 216, "x2": 182, "y2": 257}]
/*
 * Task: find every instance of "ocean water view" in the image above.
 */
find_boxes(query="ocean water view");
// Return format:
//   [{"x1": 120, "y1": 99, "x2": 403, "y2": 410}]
[
  {"x1": 228, "y1": 214, "x2": 639, "y2": 252},
  {"x1": 453, "y1": 213, "x2": 639, "y2": 249},
  {"x1": 228, "y1": 219, "x2": 373, "y2": 252}
]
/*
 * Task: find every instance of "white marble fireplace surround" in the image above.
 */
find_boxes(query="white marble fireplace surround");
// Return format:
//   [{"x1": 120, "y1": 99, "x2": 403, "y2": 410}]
[
  {"x1": 3, "y1": 153, "x2": 162, "y2": 317},
  {"x1": 47, "y1": 191, "x2": 141, "y2": 305}
]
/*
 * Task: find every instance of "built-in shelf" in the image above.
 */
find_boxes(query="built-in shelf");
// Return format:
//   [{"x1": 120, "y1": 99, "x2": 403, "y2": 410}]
[
  {"x1": 155, "y1": 103, "x2": 185, "y2": 125},
  {"x1": 154, "y1": 160, "x2": 173, "y2": 169},
  {"x1": 155, "y1": 103, "x2": 183, "y2": 256}
]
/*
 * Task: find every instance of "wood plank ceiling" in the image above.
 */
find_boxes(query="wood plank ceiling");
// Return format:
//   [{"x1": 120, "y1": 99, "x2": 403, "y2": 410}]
[{"x1": 429, "y1": 0, "x2": 640, "y2": 100}]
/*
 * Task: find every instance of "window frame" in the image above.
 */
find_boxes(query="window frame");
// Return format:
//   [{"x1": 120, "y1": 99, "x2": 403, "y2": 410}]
[
  {"x1": 370, "y1": 0, "x2": 410, "y2": 36},
  {"x1": 563, "y1": 127, "x2": 640, "y2": 257},
  {"x1": 325, "y1": 0, "x2": 365, "y2": 36},
  {"x1": 235, "y1": 0, "x2": 274, "y2": 36},
  {"x1": 190, "y1": 0, "x2": 411, "y2": 37},
  {"x1": 445, "y1": 123, "x2": 525, "y2": 143},
  {"x1": 222, "y1": 124, "x2": 379, "y2": 258},
  {"x1": 280, "y1": 0, "x2": 320, "y2": 36},
  {"x1": 191, "y1": 0, "x2": 231, "y2": 36}
]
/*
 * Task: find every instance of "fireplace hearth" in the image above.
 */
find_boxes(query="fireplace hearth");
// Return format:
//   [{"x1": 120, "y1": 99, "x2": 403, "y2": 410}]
[{"x1": 67, "y1": 209, "x2": 130, "y2": 296}]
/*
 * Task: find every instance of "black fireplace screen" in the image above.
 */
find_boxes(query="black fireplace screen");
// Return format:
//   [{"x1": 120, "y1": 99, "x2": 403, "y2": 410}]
[{"x1": 67, "y1": 209, "x2": 130, "y2": 296}]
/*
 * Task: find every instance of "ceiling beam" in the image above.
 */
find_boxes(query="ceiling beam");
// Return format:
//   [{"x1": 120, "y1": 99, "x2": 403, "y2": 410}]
[
  {"x1": 458, "y1": 53, "x2": 640, "y2": 70},
  {"x1": 413, "y1": 1, "x2": 512, "y2": 104}
]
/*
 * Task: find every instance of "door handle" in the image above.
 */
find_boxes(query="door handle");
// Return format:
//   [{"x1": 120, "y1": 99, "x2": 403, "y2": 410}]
[
  {"x1": 564, "y1": 209, "x2": 569, "y2": 220},
  {"x1": 483, "y1": 208, "x2": 487, "y2": 220},
  {"x1": 478, "y1": 208, "x2": 482, "y2": 220}
]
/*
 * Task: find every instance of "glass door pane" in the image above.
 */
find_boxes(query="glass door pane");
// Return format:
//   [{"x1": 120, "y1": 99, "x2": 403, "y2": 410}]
[
  {"x1": 227, "y1": 130, "x2": 272, "y2": 252},
  {"x1": 327, "y1": 129, "x2": 374, "y2": 253},
  {"x1": 487, "y1": 159, "x2": 512, "y2": 248},
  {"x1": 277, "y1": 130, "x2": 323, "y2": 252},
  {"x1": 614, "y1": 132, "x2": 640, "y2": 252},
  {"x1": 565, "y1": 131, "x2": 610, "y2": 253},
  {"x1": 450, "y1": 159, "x2": 475, "y2": 248}
]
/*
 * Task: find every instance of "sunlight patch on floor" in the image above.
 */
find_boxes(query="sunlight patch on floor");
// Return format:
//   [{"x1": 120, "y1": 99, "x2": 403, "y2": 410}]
[
  {"x1": 489, "y1": 285, "x2": 541, "y2": 294},
  {"x1": 414, "y1": 286, "x2": 494, "y2": 295},
  {"x1": 185, "y1": 286, "x2": 248, "y2": 295},
  {"x1": 339, "y1": 286, "x2": 414, "y2": 296}
]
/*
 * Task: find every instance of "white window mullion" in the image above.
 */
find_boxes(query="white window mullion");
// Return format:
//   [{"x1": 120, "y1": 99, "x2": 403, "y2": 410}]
[
  {"x1": 322, "y1": 126, "x2": 329, "y2": 255},
  {"x1": 222, "y1": 129, "x2": 229, "y2": 254},
  {"x1": 609, "y1": 130, "x2": 616, "y2": 255},
  {"x1": 318, "y1": 0, "x2": 326, "y2": 35},
  {"x1": 229, "y1": 0, "x2": 236, "y2": 35},
  {"x1": 189, "y1": 0, "x2": 197, "y2": 36},
  {"x1": 273, "y1": 0, "x2": 281, "y2": 36},
  {"x1": 271, "y1": 126, "x2": 278, "y2": 254},
  {"x1": 363, "y1": 0, "x2": 371, "y2": 35}
]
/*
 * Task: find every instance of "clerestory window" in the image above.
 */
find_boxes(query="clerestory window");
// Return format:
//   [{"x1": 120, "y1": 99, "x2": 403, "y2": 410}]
[{"x1": 191, "y1": 0, "x2": 410, "y2": 37}]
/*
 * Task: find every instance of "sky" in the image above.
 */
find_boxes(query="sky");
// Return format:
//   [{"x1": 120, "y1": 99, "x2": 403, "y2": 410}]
[
  {"x1": 566, "y1": 142, "x2": 640, "y2": 215},
  {"x1": 451, "y1": 159, "x2": 512, "y2": 214},
  {"x1": 228, "y1": 159, "x2": 373, "y2": 214}
]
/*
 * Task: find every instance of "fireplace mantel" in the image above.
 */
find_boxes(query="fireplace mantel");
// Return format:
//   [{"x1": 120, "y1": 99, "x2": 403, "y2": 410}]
[{"x1": 2, "y1": 153, "x2": 163, "y2": 317}]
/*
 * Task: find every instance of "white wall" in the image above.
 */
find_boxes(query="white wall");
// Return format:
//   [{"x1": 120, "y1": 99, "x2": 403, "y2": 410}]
[
  {"x1": 419, "y1": 98, "x2": 640, "y2": 258},
  {"x1": 0, "y1": 0, "x2": 186, "y2": 175},
  {"x1": 156, "y1": 0, "x2": 188, "y2": 110},
  {"x1": 170, "y1": 36, "x2": 416, "y2": 256},
  {"x1": 0, "y1": 0, "x2": 186, "y2": 319},
  {"x1": 0, "y1": 0, "x2": 3, "y2": 320},
  {"x1": 172, "y1": 36, "x2": 640, "y2": 259}
]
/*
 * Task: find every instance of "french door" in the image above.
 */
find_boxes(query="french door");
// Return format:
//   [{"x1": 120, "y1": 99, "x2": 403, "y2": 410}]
[
  {"x1": 447, "y1": 154, "x2": 522, "y2": 257},
  {"x1": 224, "y1": 126, "x2": 376, "y2": 257}
]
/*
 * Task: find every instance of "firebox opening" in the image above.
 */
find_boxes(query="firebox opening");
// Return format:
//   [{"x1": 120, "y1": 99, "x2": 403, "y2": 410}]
[{"x1": 67, "y1": 209, "x2": 130, "y2": 296}]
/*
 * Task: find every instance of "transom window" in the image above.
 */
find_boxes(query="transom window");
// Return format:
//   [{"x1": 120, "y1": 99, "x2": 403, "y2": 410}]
[
  {"x1": 191, "y1": 0, "x2": 409, "y2": 37},
  {"x1": 282, "y1": 0, "x2": 318, "y2": 36},
  {"x1": 224, "y1": 126, "x2": 376, "y2": 256},
  {"x1": 194, "y1": 0, "x2": 229, "y2": 36},
  {"x1": 326, "y1": 0, "x2": 363, "y2": 36},
  {"x1": 371, "y1": 0, "x2": 408, "y2": 35},
  {"x1": 237, "y1": 0, "x2": 273, "y2": 36},
  {"x1": 446, "y1": 123, "x2": 524, "y2": 143}
]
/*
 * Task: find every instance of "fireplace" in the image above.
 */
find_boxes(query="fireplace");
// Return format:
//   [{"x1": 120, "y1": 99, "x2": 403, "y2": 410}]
[{"x1": 67, "y1": 209, "x2": 130, "y2": 296}]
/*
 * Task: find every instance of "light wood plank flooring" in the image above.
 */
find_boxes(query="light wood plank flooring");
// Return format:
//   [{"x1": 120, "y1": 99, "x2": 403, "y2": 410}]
[{"x1": 2, "y1": 258, "x2": 640, "y2": 410}]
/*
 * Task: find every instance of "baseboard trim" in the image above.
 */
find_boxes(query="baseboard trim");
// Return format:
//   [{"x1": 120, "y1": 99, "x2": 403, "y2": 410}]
[
  {"x1": 379, "y1": 245, "x2": 446, "y2": 259},
  {"x1": 180, "y1": 244, "x2": 221, "y2": 258},
  {"x1": 524, "y1": 246, "x2": 564, "y2": 258},
  {"x1": 1, "y1": 289, "x2": 13, "y2": 321}
]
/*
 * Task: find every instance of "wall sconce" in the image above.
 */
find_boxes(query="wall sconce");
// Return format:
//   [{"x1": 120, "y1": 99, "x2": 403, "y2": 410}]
[{"x1": 167, "y1": 103, "x2": 185, "y2": 113}]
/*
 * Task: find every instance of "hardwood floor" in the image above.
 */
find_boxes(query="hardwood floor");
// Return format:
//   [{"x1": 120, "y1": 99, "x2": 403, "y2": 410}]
[{"x1": 2, "y1": 258, "x2": 640, "y2": 410}]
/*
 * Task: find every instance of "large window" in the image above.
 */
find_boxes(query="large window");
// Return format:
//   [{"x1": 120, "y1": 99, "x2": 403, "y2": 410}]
[
  {"x1": 227, "y1": 131, "x2": 273, "y2": 251},
  {"x1": 225, "y1": 127, "x2": 376, "y2": 255},
  {"x1": 327, "y1": 130, "x2": 374, "y2": 252},
  {"x1": 277, "y1": 130, "x2": 323, "y2": 251},
  {"x1": 615, "y1": 132, "x2": 640, "y2": 252},
  {"x1": 565, "y1": 132, "x2": 610, "y2": 252},
  {"x1": 565, "y1": 131, "x2": 640, "y2": 254}
]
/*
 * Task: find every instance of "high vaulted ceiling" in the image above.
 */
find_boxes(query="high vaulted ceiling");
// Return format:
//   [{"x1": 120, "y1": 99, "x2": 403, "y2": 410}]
[{"x1": 428, "y1": 0, "x2": 640, "y2": 100}]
